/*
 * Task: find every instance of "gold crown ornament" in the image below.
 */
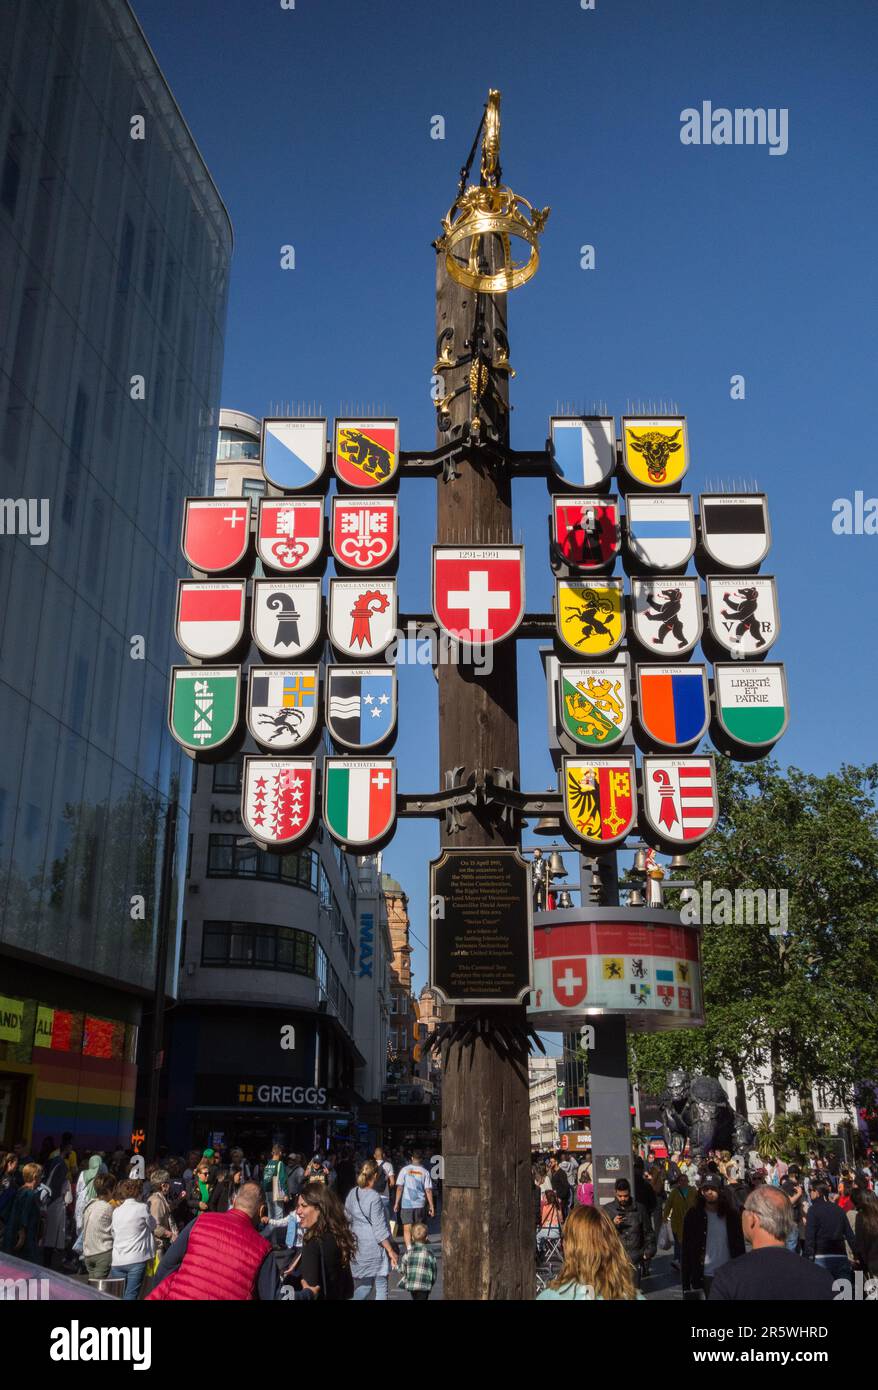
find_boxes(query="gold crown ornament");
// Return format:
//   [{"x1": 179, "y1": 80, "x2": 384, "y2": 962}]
[{"x1": 435, "y1": 90, "x2": 549, "y2": 294}]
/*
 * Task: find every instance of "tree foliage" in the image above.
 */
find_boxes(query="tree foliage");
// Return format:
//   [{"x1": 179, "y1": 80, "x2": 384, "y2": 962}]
[{"x1": 631, "y1": 757, "x2": 878, "y2": 1117}]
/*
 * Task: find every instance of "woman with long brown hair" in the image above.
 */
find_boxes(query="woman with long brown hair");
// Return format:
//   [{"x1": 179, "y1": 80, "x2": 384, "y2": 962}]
[
  {"x1": 537, "y1": 1204, "x2": 644, "y2": 1301},
  {"x1": 294, "y1": 1180, "x2": 357, "y2": 1300}
]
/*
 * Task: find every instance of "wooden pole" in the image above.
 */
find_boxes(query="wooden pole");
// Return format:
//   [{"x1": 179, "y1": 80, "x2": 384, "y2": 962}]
[{"x1": 436, "y1": 239, "x2": 534, "y2": 1300}]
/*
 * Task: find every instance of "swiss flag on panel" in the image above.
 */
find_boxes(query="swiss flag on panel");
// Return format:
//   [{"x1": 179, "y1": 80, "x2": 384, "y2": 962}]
[
  {"x1": 432, "y1": 545, "x2": 524, "y2": 645},
  {"x1": 552, "y1": 957, "x2": 588, "y2": 1008}
]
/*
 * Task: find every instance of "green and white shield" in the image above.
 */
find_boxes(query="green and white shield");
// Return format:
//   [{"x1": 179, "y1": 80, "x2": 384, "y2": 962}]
[
  {"x1": 169, "y1": 665, "x2": 240, "y2": 753},
  {"x1": 557, "y1": 662, "x2": 630, "y2": 747}
]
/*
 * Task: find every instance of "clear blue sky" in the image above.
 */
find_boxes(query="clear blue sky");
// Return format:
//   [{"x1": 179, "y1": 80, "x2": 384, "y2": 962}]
[{"x1": 135, "y1": 0, "x2": 878, "y2": 999}]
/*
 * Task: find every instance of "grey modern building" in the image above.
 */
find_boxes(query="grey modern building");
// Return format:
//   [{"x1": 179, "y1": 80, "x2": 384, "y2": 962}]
[
  {"x1": 162, "y1": 412, "x2": 393, "y2": 1157},
  {"x1": 0, "y1": 0, "x2": 231, "y2": 1151}
]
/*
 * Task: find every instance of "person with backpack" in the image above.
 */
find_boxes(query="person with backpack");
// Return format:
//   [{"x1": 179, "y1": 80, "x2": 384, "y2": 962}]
[
  {"x1": 1, "y1": 1162, "x2": 44, "y2": 1262},
  {"x1": 575, "y1": 1157, "x2": 594, "y2": 1207},
  {"x1": 304, "y1": 1152, "x2": 329, "y2": 1185},
  {"x1": 344, "y1": 1158, "x2": 399, "y2": 1299},
  {"x1": 262, "y1": 1145, "x2": 288, "y2": 1221}
]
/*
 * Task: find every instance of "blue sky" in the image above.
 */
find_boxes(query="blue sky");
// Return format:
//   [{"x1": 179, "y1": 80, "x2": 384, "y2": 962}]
[{"x1": 136, "y1": 0, "x2": 878, "y2": 1000}]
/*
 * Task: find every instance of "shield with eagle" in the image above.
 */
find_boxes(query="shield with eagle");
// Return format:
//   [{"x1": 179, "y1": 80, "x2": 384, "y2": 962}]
[{"x1": 561, "y1": 756, "x2": 636, "y2": 846}]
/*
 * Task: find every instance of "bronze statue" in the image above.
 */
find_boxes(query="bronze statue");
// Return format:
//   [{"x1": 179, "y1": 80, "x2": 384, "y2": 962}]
[{"x1": 659, "y1": 1069, "x2": 755, "y2": 1160}]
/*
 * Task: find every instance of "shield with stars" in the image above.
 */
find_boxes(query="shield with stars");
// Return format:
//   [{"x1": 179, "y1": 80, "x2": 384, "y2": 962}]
[
  {"x1": 561, "y1": 756, "x2": 636, "y2": 847},
  {"x1": 326, "y1": 666, "x2": 396, "y2": 749},
  {"x1": 246, "y1": 667, "x2": 319, "y2": 749},
  {"x1": 334, "y1": 419, "x2": 399, "y2": 489},
  {"x1": 432, "y1": 546, "x2": 524, "y2": 646},
  {"x1": 257, "y1": 497, "x2": 324, "y2": 573},
  {"x1": 241, "y1": 757, "x2": 316, "y2": 848},
  {"x1": 331, "y1": 496, "x2": 398, "y2": 571},
  {"x1": 323, "y1": 757, "x2": 397, "y2": 847}
]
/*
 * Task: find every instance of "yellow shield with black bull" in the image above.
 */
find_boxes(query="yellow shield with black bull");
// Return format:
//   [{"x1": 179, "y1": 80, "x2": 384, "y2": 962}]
[{"x1": 621, "y1": 416, "x2": 689, "y2": 489}]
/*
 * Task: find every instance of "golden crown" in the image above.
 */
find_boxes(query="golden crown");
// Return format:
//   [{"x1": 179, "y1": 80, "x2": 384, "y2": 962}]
[{"x1": 435, "y1": 91, "x2": 550, "y2": 294}]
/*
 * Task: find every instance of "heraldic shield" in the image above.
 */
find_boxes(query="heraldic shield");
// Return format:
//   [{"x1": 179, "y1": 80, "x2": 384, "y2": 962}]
[
  {"x1": 621, "y1": 417, "x2": 689, "y2": 490},
  {"x1": 175, "y1": 581, "x2": 246, "y2": 660},
  {"x1": 168, "y1": 666, "x2": 240, "y2": 755},
  {"x1": 552, "y1": 496, "x2": 620, "y2": 571},
  {"x1": 556, "y1": 579, "x2": 625, "y2": 656},
  {"x1": 549, "y1": 416, "x2": 616, "y2": 490},
  {"x1": 241, "y1": 757, "x2": 316, "y2": 848},
  {"x1": 261, "y1": 418, "x2": 327, "y2": 491},
  {"x1": 334, "y1": 419, "x2": 399, "y2": 489},
  {"x1": 562, "y1": 756, "x2": 636, "y2": 847},
  {"x1": 182, "y1": 498, "x2": 250, "y2": 574},
  {"x1": 433, "y1": 546, "x2": 524, "y2": 646},
  {"x1": 247, "y1": 667, "x2": 319, "y2": 749},
  {"x1": 698, "y1": 494, "x2": 770, "y2": 571},
  {"x1": 251, "y1": 580, "x2": 322, "y2": 659},
  {"x1": 557, "y1": 663, "x2": 630, "y2": 748},
  {"x1": 257, "y1": 498, "x2": 324, "y2": 573},
  {"x1": 552, "y1": 958, "x2": 589, "y2": 1009},
  {"x1": 631, "y1": 578, "x2": 702, "y2": 657},
  {"x1": 706, "y1": 576, "x2": 779, "y2": 656},
  {"x1": 323, "y1": 758, "x2": 396, "y2": 848},
  {"x1": 331, "y1": 496, "x2": 398, "y2": 571},
  {"x1": 642, "y1": 755, "x2": 718, "y2": 847},
  {"x1": 328, "y1": 579, "x2": 397, "y2": 659}
]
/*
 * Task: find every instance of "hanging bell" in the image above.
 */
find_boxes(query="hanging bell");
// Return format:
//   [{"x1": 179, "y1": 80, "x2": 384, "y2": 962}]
[
  {"x1": 557, "y1": 889, "x2": 573, "y2": 910},
  {"x1": 670, "y1": 854, "x2": 690, "y2": 870},
  {"x1": 628, "y1": 889, "x2": 645, "y2": 907},
  {"x1": 533, "y1": 813, "x2": 561, "y2": 838},
  {"x1": 548, "y1": 850, "x2": 566, "y2": 878},
  {"x1": 633, "y1": 848, "x2": 647, "y2": 873}
]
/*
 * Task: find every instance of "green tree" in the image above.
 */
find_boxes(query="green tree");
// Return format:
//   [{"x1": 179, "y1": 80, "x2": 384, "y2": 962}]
[{"x1": 631, "y1": 758, "x2": 878, "y2": 1123}]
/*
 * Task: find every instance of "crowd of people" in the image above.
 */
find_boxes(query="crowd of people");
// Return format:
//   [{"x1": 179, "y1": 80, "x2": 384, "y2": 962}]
[
  {"x1": 4, "y1": 1129, "x2": 877, "y2": 1301},
  {"x1": 0, "y1": 1133, "x2": 439, "y2": 1302},
  {"x1": 533, "y1": 1145, "x2": 878, "y2": 1301}
]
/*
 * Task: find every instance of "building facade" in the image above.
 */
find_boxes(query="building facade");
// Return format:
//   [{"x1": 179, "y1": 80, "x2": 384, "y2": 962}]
[
  {"x1": 0, "y1": 0, "x2": 231, "y2": 1151},
  {"x1": 161, "y1": 413, "x2": 393, "y2": 1156},
  {"x1": 529, "y1": 1056, "x2": 561, "y2": 1153}
]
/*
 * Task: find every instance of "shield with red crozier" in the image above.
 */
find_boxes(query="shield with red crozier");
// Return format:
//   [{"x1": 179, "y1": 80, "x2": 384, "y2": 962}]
[{"x1": 552, "y1": 958, "x2": 588, "y2": 1009}]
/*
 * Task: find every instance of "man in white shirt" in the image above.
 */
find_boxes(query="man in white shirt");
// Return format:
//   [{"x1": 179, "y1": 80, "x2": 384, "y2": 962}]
[{"x1": 393, "y1": 1150, "x2": 434, "y2": 1250}]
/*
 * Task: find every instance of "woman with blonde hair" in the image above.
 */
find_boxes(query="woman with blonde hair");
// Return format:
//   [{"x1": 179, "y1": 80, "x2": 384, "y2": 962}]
[
  {"x1": 537, "y1": 1204, "x2": 645, "y2": 1301},
  {"x1": 343, "y1": 1158, "x2": 398, "y2": 1300}
]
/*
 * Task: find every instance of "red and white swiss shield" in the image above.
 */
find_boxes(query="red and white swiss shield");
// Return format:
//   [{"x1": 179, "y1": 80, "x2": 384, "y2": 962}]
[
  {"x1": 331, "y1": 497, "x2": 398, "y2": 571},
  {"x1": 433, "y1": 545, "x2": 525, "y2": 645},
  {"x1": 552, "y1": 957, "x2": 588, "y2": 1008},
  {"x1": 257, "y1": 498, "x2": 323, "y2": 572},
  {"x1": 182, "y1": 498, "x2": 250, "y2": 573}
]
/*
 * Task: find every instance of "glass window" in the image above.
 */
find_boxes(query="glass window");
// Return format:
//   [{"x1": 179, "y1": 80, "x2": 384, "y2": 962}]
[
  {"x1": 317, "y1": 943, "x2": 328, "y2": 1000},
  {"x1": 241, "y1": 477, "x2": 265, "y2": 500},
  {"x1": 213, "y1": 477, "x2": 228, "y2": 497},
  {"x1": 212, "y1": 759, "x2": 242, "y2": 793},
  {"x1": 200, "y1": 921, "x2": 315, "y2": 977}
]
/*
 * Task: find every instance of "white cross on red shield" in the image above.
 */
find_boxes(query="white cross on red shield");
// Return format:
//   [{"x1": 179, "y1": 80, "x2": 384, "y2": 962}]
[
  {"x1": 432, "y1": 545, "x2": 524, "y2": 645},
  {"x1": 552, "y1": 957, "x2": 588, "y2": 1008}
]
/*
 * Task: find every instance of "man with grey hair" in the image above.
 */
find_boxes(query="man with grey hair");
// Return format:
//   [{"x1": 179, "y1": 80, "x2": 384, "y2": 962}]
[{"x1": 708, "y1": 1184, "x2": 836, "y2": 1300}]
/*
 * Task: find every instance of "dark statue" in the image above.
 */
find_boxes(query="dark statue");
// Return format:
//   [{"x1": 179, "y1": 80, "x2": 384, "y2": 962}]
[{"x1": 659, "y1": 1069, "x2": 755, "y2": 1160}]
